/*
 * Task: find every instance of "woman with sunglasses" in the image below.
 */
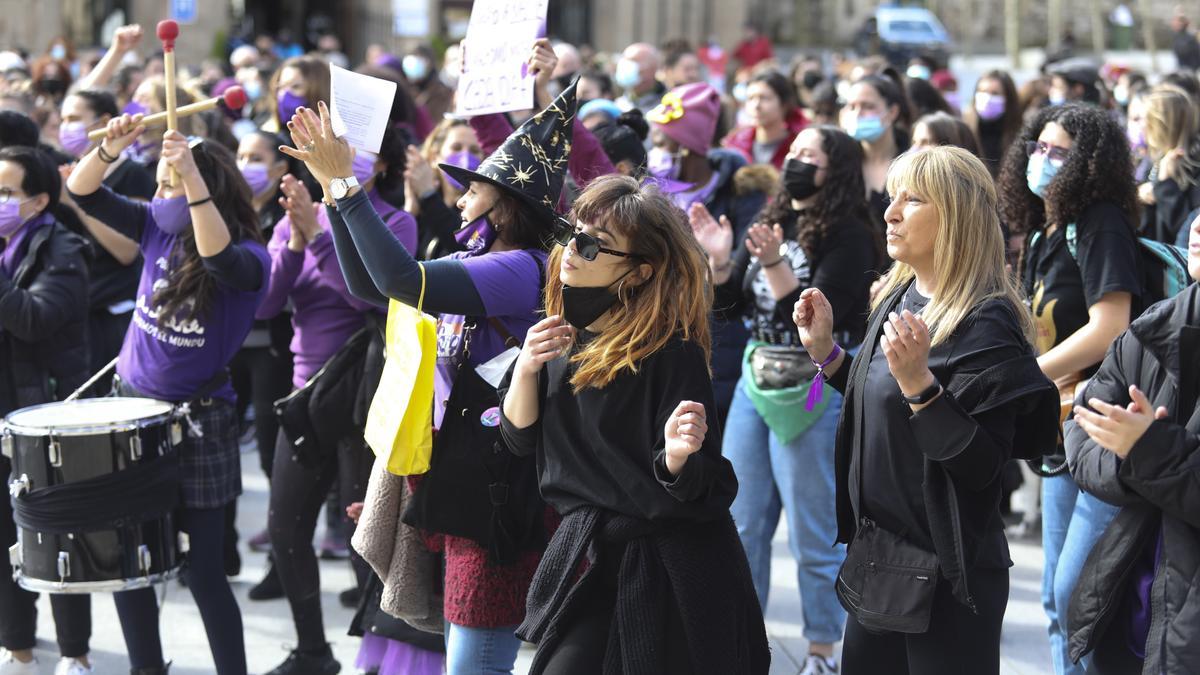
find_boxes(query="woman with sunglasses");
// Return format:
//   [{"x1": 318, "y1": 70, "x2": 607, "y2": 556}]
[
  {"x1": 500, "y1": 174, "x2": 768, "y2": 674},
  {"x1": 66, "y1": 113, "x2": 268, "y2": 674},
  {"x1": 278, "y1": 72, "x2": 574, "y2": 675},
  {"x1": 998, "y1": 102, "x2": 1143, "y2": 675}
]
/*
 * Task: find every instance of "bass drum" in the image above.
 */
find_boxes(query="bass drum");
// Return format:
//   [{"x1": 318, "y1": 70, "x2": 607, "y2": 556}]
[{"x1": 3, "y1": 398, "x2": 186, "y2": 593}]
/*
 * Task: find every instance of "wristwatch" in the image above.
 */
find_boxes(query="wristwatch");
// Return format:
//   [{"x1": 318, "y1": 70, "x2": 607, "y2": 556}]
[
  {"x1": 902, "y1": 379, "x2": 943, "y2": 405},
  {"x1": 329, "y1": 175, "x2": 360, "y2": 200}
]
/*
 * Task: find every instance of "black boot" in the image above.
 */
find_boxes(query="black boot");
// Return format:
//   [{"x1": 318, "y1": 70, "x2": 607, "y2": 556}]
[
  {"x1": 265, "y1": 647, "x2": 340, "y2": 675},
  {"x1": 248, "y1": 558, "x2": 284, "y2": 601},
  {"x1": 130, "y1": 662, "x2": 170, "y2": 675}
]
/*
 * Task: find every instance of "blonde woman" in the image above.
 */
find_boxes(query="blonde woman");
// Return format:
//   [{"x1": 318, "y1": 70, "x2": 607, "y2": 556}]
[
  {"x1": 403, "y1": 118, "x2": 484, "y2": 258},
  {"x1": 1137, "y1": 84, "x2": 1200, "y2": 246},
  {"x1": 500, "y1": 176, "x2": 768, "y2": 674},
  {"x1": 793, "y1": 147, "x2": 1058, "y2": 674}
]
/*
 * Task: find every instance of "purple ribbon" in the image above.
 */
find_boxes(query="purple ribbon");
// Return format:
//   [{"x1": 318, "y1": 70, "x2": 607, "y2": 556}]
[{"x1": 805, "y1": 343, "x2": 844, "y2": 412}]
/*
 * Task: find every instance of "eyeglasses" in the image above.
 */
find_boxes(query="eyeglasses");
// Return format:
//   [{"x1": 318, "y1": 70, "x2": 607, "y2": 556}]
[
  {"x1": 0, "y1": 188, "x2": 27, "y2": 205},
  {"x1": 551, "y1": 218, "x2": 637, "y2": 261},
  {"x1": 1025, "y1": 141, "x2": 1070, "y2": 166}
]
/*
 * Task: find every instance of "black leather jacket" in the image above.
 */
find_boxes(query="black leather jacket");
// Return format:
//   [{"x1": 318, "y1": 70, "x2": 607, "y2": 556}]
[{"x1": 0, "y1": 220, "x2": 90, "y2": 416}]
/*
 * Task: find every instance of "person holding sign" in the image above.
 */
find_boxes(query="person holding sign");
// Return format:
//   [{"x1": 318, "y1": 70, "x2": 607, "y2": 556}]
[
  {"x1": 66, "y1": 113, "x2": 268, "y2": 675},
  {"x1": 280, "y1": 57, "x2": 573, "y2": 675},
  {"x1": 498, "y1": 174, "x2": 770, "y2": 674}
]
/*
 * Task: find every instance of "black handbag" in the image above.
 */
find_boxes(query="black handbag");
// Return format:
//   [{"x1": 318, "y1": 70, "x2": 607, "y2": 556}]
[
  {"x1": 274, "y1": 325, "x2": 374, "y2": 467},
  {"x1": 835, "y1": 517, "x2": 938, "y2": 634},
  {"x1": 750, "y1": 345, "x2": 818, "y2": 390},
  {"x1": 402, "y1": 318, "x2": 546, "y2": 565}
]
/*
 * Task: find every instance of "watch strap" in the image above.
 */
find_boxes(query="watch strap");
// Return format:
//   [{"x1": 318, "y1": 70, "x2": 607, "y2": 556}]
[{"x1": 902, "y1": 379, "x2": 942, "y2": 405}]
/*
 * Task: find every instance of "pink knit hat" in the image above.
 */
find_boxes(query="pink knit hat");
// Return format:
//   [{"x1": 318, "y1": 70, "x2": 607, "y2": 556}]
[{"x1": 647, "y1": 82, "x2": 720, "y2": 156}]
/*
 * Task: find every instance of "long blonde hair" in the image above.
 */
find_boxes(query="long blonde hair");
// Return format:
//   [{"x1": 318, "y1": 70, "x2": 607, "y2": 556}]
[
  {"x1": 874, "y1": 146, "x2": 1034, "y2": 347},
  {"x1": 1145, "y1": 84, "x2": 1200, "y2": 190},
  {"x1": 544, "y1": 175, "x2": 712, "y2": 390}
]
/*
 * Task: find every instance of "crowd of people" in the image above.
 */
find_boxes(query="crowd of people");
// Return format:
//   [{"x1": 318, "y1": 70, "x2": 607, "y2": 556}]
[{"x1": 1, "y1": 10, "x2": 1199, "y2": 675}]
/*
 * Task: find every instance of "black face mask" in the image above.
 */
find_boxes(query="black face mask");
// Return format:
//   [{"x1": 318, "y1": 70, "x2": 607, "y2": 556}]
[
  {"x1": 801, "y1": 71, "x2": 824, "y2": 91},
  {"x1": 782, "y1": 158, "x2": 822, "y2": 201},
  {"x1": 561, "y1": 269, "x2": 635, "y2": 330}
]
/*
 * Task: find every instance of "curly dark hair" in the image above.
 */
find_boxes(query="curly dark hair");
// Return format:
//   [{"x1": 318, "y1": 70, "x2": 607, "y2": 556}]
[
  {"x1": 997, "y1": 103, "x2": 1138, "y2": 237},
  {"x1": 755, "y1": 125, "x2": 879, "y2": 262}
]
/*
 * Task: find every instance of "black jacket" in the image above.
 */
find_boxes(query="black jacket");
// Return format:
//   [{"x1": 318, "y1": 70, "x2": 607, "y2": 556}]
[
  {"x1": 0, "y1": 221, "x2": 90, "y2": 416},
  {"x1": 1065, "y1": 283, "x2": 1200, "y2": 674},
  {"x1": 829, "y1": 284, "x2": 1058, "y2": 609}
]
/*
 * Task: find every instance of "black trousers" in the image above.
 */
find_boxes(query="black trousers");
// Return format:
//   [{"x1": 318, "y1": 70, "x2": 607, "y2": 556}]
[
  {"x1": 268, "y1": 430, "x2": 372, "y2": 652},
  {"x1": 85, "y1": 309, "x2": 133, "y2": 396},
  {"x1": 229, "y1": 344, "x2": 292, "y2": 478},
  {"x1": 0, "y1": 458, "x2": 91, "y2": 657},
  {"x1": 842, "y1": 567, "x2": 1009, "y2": 675}
]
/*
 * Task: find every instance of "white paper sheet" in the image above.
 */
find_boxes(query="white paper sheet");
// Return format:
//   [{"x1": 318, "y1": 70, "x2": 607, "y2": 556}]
[
  {"x1": 329, "y1": 65, "x2": 398, "y2": 154},
  {"x1": 455, "y1": 0, "x2": 549, "y2": 116}
]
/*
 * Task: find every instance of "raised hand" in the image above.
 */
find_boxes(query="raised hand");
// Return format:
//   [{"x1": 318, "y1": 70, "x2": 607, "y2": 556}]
[
  {"x1": 745, "y1": 223, "x2": 785, "y2": 266},
  {"x1": 160, "y1": 130, "x2": 199, "y2": 179},
  {"x1": 113, "y1": 25, "x2": 144, "y2": 53},
  {"x1": 528, "y1": 38, "x2": 558, "y2": 90},
  {"x1": 514, "y1": 315, "x2": 574, "y2": 379},
  {"x1": 792, "y1": 288, "x2": 836, "y2": 361},
  {"x1": 404, "y1": 145, "x2": 437, "y2": 197},
  {"x1": 279, "y1": 101, "x2": 353, "y2": 200},
  {"x1": 880, "y1": 310, "x2": 934, "y2": 397},
  {"x1": 279, "y1": 174, "x2": 321, "y2": 251},
  {"x1": 100, "y1": 113, "x2": 146, "y2": 155},
  {"x1": 1074, "y1": 385, "x2": 1170, "y2": 459},
  {"x1": 664, "y1": 401, "x2": 707, "y2": 476},
  {"x1": 687, "y1": 202, "x2": 733, "y2": 260}
]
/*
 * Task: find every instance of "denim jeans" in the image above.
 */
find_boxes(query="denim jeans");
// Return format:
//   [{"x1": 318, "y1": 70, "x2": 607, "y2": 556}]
[
  {"x1": 444, "y1": 622, "x2": 522, "y2": 675},
  {"x1": 724, "y1": 377, "x2": 846, "y2": 645},
  {"x1": 1042, "y1": 472, "x2": 1119, "y2": 675}
]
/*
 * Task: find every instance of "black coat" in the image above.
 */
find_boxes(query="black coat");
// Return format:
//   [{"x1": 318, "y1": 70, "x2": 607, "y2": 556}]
[
  {"x1": 828, "y1": 284, "x2": 1058, "y2": 609},
  {"x1": 1065, "y1": 283, "x2": 1200, "y2": 674},
  {"x1": 0, "y1": 221, "x2": 90, "y2": 416}
]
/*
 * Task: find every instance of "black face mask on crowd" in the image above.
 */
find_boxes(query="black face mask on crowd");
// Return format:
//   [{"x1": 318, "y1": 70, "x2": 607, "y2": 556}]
[
  {"x1": 782, "y1": 158, "x2": 822, "y2": 201},
  {"x1": 561, "y1": 268, "x2": 636, "y2": 330}
]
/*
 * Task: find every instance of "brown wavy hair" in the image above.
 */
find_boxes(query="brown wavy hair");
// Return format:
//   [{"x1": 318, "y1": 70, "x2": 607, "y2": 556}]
[{"x1": 544, "y1": 175, "x2": 712, "y2": 390}]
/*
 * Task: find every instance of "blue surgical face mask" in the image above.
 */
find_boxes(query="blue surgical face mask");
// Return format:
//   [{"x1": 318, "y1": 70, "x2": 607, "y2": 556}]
[
  {"x1": 402, "y1": 55, "x2": 430, "y2": 82},
  {"x1": 847, "y1": 114, "x2": 887, "y2": 143},
  {"x1": 243, "y1": 79, "x2": 263, "y2": 101},
  {"x1": 1026, "y1": 154, "x2": 1060, "y2": 199},
  {"x1": 1048, "y1": 91, "x2": 1066, "y2": 106},
  {"x1": 50, "y1": 44, "x2": 67, "y2": 61},
  {"x1": 906, "y1": 64, "x2": 932, "y2": 81},
  {"x1": 732, "y1": 81, "x2": 749, "y2": 103},
  {"x1": 614, "y1": 59, "x2": 641, "y2": 90}
]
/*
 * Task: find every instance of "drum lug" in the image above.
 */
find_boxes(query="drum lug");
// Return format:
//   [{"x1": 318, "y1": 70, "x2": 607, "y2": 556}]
[
  {"x1": 1, "y1": 430, "x2": 11, "y2": 459},
  {"x1": 138, "y1": 544, "x2": 152, "y2": 574},
  {"x1": 7, "y1": 542, "x2": 19, "y2": 572},
  {"x1": 7, "y1": 474, "x2": 30, "y2": 499},
  {"x1": 129, "y1": 435, "x2": 143, "y2": 461},
  {"x1": 170, "y1": 421, "x2": 183, "y2": 446},
  {"x1": 177, "y1": 532, "x2": 190, "y2": 555},
  {"x1": 57, "y1": 551, "x2": 70, "y2": 582},
  {"x1": 48, "y1": 439, "x2": 62, "y2": 468}
]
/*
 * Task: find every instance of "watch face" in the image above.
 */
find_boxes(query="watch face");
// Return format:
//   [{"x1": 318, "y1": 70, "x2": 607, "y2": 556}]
[{"x1": 331, "y1": 178, "x2": 347, "y2": 199}]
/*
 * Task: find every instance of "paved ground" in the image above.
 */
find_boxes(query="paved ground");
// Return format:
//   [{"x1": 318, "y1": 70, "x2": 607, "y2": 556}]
[{"x1": 31, "y1": 448, "x2": 1053, "y2": 674}]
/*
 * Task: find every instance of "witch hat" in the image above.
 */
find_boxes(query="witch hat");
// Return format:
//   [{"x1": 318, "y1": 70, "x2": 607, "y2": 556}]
[{"x1": 440, "y1": 79, "x2": 578, "y2": 219}]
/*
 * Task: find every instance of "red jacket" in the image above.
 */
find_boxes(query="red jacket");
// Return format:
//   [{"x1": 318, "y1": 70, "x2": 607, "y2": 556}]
[
  {"x1": 722, "y1": 107, "x2": 809, "y2": 169},
  {"x1": 733, "y1": 36, "x2": 774, "y2": 70}
]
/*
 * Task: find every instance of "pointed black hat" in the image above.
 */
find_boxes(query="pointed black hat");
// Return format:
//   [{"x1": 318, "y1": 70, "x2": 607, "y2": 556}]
[{"x1": 440, "y1": 79, "x2": 578, "y2": 219}]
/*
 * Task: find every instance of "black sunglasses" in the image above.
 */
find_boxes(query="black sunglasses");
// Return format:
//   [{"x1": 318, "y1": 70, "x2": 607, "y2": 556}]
[{"x1": 551, "y1": 218, "x2": 637, "y2": 261}]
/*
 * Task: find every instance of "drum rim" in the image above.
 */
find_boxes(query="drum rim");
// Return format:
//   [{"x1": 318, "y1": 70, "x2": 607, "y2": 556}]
[
  {"x1": 2, "y1": 398, "x2": 176, "y2": 437},
  {"x1": 14, "y1": 567, "x2": 182, "y2": 594}
]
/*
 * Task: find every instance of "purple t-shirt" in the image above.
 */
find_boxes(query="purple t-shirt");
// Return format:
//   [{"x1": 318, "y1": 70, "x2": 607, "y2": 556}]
[
  {"x1": 117, "y1": 209, "x2": 269, "y2": 403},
  {"x1": 258, "y1": 191, "x2": 417, "y2": 387},
  {"x1": 433, "y1": 246, "x2": 545, "y2": 429}
]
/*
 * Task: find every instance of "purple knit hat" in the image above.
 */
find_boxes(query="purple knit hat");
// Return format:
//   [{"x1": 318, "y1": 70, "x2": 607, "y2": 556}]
[{"x1": 646, "y1": 82, "x2": 720, "y2": 156}]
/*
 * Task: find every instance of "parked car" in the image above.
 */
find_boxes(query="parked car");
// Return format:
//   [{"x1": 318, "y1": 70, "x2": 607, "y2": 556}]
[{"x1": 855, "y1": 5, "x2": 952, "y2": 68}]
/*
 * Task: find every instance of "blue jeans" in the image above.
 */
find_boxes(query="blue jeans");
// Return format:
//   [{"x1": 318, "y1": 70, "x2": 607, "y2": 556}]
[
  {"x1": 725, "y1": 378, "x2": 846, "y2": 645},
  {"x1": 1042, "y1": 472, "x2": 1119, "y2": 675},
  {"x1": 444, "y1": 622, "x2": 522, "y2": 675}
]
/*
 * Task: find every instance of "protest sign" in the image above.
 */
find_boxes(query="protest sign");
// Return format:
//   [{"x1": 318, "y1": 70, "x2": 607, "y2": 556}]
[{"x1": 455, "y1": 0, "x2": 549, "y2": 116}]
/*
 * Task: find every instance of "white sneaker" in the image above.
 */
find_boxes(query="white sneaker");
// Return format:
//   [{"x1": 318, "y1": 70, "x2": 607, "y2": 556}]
[
  {"x1": 0, "y1": 649, "x2": 38, "y2": 675},
  {"x1": 798, "y1": 654, "x2": 839, "y2": 675},
  {"x1": 55, "y1": 656, "x2": 94, "y2": 675}
]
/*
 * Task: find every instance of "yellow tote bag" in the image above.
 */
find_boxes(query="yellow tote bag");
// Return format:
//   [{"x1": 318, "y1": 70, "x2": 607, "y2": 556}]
[{"x1": 363, "y1": 264, "x2": 436, "y2": 475}]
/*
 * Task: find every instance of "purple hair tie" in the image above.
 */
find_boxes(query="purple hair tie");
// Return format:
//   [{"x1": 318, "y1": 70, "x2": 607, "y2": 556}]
[{"x1": 805, "y1": 344, "x2": 843, "y2": 412}]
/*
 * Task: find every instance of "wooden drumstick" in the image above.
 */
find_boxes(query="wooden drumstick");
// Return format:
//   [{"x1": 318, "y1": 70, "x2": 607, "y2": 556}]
[
  {"x1": 87, "y1": 88, "x2": 248, "y2": 142},
  {"x1": 157, "y1": 20, "x2": 180, "y2": 187}
]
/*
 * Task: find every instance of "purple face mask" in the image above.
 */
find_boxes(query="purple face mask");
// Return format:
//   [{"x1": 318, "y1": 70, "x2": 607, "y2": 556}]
[
  {"x1": 0, "y1": 198, "x2": 30, "y2": 238},
  {"x1": 277, "y1": 90, "x2": 307, "y2": 125},
  {"x1": 352, "y1": 150, "x2": 379, "y2": 186},
  {"x1": 442, "y1": 151, "x2": 482, "y2": 191},
  {"x1": 122, "y1": 100, "x2": 149, "y2": 118},
  {"x1": 58, "y1": 121, "x2": 91, "y2": 157},
  {"x1": 150, "y1": 195, "x2": 191, "y2": 235},
  {"x1": 975, "y1": 93, "x2": 1006, "y2": 121},
  {"x1": 241, "y1": 163, "x2": 273, "y2": 196}
]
